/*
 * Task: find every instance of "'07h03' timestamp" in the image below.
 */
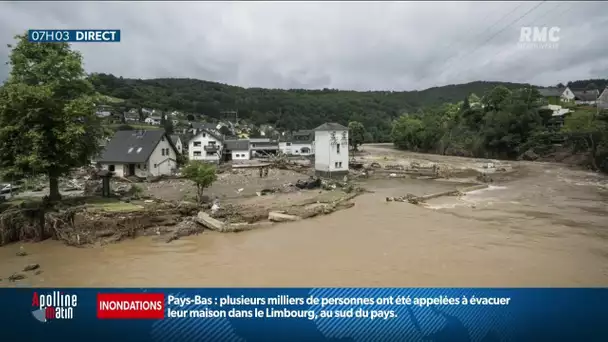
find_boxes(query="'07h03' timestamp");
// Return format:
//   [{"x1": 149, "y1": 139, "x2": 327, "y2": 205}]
[{"x1": 28, "y1": 30, "x2": 121, "y2": 43}]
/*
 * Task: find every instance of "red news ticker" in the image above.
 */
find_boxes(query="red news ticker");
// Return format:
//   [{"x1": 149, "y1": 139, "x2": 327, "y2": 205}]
[{"x1": 97, "y1": 293, "x2": 165, "y2": 319}]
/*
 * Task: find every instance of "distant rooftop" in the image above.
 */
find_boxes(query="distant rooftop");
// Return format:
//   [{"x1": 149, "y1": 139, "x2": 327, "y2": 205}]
[{"x1": 314, "y1": 123, "x2": 348, "y2": 131}]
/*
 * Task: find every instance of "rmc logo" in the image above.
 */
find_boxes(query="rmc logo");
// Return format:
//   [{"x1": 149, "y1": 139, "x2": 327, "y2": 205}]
[{"x1": 518, "y1": 26, "x2": 560, "y2": 49}]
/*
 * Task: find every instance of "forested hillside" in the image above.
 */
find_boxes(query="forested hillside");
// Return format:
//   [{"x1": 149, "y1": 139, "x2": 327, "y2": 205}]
[{"x1": 89, "y1": 73, "x2": 528, "y2": 142}]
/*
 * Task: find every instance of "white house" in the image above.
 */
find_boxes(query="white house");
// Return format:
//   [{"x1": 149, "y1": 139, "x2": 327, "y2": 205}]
[
  {"x1": 188, "y1": 128, "x2": 223, "y2": 163},
  {"x1": 170, "y1": 135, "x2": 184, "y2": 154},
  {"x1": 561, "y1": 87, "x2": 575, "y2": 102},
  {"x1": 225, "y1": 139, "x2": 250, "y2": 161},
  {"x1": 145, "y1": 116, "x2": 162, "y2": 125},
  {"x1": 314, "y1": 123, "x2": 349, "y2": 178},
  {"x1": 249, "y1": 138, "x2": 279, "y2": 158},
  {"x1": 538, "y1": 87, "x2": 575, "y2": 103},
  {"x1": 97, "y1": 130, "x2": 178, "y2": 178},
  {"x1": 279, "y1": 130, "x2": 315, "y2": 156}
]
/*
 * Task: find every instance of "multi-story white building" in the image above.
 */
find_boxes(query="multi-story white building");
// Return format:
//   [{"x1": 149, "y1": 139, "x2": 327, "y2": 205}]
[
  {"x1": 188, "y1": 128, "x2": 223, "y2": 163},
  {"x1": 314, "y1": 123, "x2": 349, "y2": 178},
  {"x1": 279, "y1": 130, "x2": 315, "y2": 156}
]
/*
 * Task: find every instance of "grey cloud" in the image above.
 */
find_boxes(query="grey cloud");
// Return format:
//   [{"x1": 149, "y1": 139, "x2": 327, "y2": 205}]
[{"x1": 0, "y1": 1, "x2": 607, "y2": 90}]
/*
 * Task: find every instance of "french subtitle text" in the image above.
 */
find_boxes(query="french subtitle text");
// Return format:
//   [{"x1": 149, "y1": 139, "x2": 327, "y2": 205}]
[{"x1": 165, "y1": 294, "x2": 511, "y2": 321}]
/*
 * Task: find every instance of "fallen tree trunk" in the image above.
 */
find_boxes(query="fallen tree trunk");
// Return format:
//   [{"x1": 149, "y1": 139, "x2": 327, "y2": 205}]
[{"x1": 268, "y1": 212, "x2": 301, "y2": 222}]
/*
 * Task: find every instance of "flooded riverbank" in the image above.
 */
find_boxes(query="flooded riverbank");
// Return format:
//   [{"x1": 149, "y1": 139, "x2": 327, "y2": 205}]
[{"x1": 1, "y1": 147, "x2": 607, "y2": 287}]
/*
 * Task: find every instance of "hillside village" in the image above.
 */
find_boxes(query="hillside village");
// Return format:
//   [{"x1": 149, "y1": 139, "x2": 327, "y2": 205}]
[{"x1": 91, "y1": 84, "x2": 608, "y2": 178}]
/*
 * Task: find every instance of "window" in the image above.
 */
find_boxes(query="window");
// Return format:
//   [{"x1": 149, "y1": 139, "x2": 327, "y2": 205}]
[
  {"x1": 339, "y1": 162, "x2": 342, "y2": 168},
  {"x1": 193, "y1": 141, "x2": 201, "y2": 147},
  {"x1": 295, "y1": 150, "x2": 299, "y2": 153},
  {"x1": 286, "y1": 142, "x2": 291, "y2": 146},
  {"x1": 161, "y1": 136, "x2": 165, "y2": 141},
  {"x1": 154, "y1": 164, "x2": 157, "y2": 168},
  {"x1": 193, "y1": 151, "x2": 201, "y2": 156},
  {"x1": 202, "y1": 133, "x2": 206, "y2": 138},
  {"x1": 128, "y1": 147, "x2": 134, "y2": 153},
  {"x1": 109, "y1": 165, "x2": 115, "y2": 171},
  {"x1": 252, "y1": 144, "x2": 256, "y2": 148},
  {"x1": 335, "y1": 162, "x2": 339, "y2": 168},
  {"x1": 336, "y1": 144, "x2": 340, "y2": 154},
  {"x1": 137, "y1": 164, "x2": 140, "y2": 169},
  {"x1": 206, "y1": 152, "x2": 215, "y2": 157},
  {"x1": 161, "y1": 149, "x2": 165, "y2": 156},
  {"x1": 209, "y1": 141, "x2": 216, "y2": 145},
  {"x1": 136, "y1": 147, "x2": 142, "y2": 153}
]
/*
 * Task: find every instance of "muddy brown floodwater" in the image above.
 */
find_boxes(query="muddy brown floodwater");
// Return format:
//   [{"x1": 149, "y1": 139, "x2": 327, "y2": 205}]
[{"x1": 1, "y1": 145, "x2": 608, "y2": 287}]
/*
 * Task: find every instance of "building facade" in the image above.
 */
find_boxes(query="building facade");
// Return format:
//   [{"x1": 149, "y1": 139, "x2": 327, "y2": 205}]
[
  {"x1": 170, "y1": 135, "x2": 183, "y2": 154},
  {"x1": 188, "y1": 129, "x2": 223, "y2": 163},
  {"x1": 314, "y1": 123, "x2": 349, "y2": 178},
  {"x1": 279, "y1": 130, "x2": 315, "y2": 156},
  {"x1": 225, "y1": 139, "x2": 250, "y2": 161},
  {"x1": 98, "y1": 130, "x2": 178, "y2": 178}
]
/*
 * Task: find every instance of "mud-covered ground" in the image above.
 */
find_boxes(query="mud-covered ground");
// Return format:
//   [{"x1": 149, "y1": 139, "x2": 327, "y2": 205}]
[{"x1": 143, "y1": 168, "x2": 308, "y2": 202}]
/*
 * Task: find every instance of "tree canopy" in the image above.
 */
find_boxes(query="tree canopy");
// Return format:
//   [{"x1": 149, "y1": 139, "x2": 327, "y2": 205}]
[
  {"x1": 0, "y1": 33, "x2": 105, "y2": 200},
  {"x1": 348, "y1": 121, "x2": 366, "y2": 151},
  {"x1": 89, "y1": 74, "x2": 534, "y2": 142},
  {"x1": 182, "y1": 161, "x2": 217, "y2": 203}
]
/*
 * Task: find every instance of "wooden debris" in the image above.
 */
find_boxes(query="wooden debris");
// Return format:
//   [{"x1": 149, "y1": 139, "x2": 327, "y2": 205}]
[{"x1": 23, "y1": 263, "x2": 40, "y2": 272}]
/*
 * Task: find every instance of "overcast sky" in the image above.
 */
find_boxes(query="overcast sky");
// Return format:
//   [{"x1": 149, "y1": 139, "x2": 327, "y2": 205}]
[{"x1": 0, "y1": 1, "x2": 607, "y2": 91}]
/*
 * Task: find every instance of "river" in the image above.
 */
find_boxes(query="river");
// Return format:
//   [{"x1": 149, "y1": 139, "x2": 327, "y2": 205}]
[{"x1": 1, "y1": 150, "x2": 607, "y2": 287}]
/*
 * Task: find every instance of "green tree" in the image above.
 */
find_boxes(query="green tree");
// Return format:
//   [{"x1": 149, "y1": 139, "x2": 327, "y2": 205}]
[
  {"x1": 0, "y1": 33, "x2": 104, "y2": 201},
  {"x1": 219, "y1": 126, "x2": 231, "y2": 136},
  {"x1": 391, "y1": 115, "x2": 424, "y2": 151},
  {"x1": 181, "y1": 161, "x2": 217, "y2": 203},
  {"x1": 562, "y1": 109, "x2": 608, "y2": 170},
  {"x1": 164, "y1": 118, "x2": 174, "y2": 135},
  {"x1": 348, "y1": 121, "x2": 366, "y2": 151},
  {"x1": 482, "y1": 86, "x2": 512, "y2": 112}
]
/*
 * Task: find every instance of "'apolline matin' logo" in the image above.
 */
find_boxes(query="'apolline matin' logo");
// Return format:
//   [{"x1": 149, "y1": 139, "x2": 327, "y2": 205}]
[{"x1": 31, "y1": 291, "x2": 78, "y2": 323}]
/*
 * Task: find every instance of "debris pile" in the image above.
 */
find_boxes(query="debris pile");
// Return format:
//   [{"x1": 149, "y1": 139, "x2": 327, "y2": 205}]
[
  {"x1": 0, "y1": 199, "x2": 200, "y2": 247},
  {"x1": 385, "y1": 194, "x2": 422, "y2": 205},
  {"x1": 295, "y1": 177, "x2": 322, "y2": 190}
]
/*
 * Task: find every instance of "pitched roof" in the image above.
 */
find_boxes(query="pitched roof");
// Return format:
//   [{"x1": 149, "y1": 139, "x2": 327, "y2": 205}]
[
  {"x1": 169, "y1": 134, "x2": 181, "y2": 144},
  {"x1": 572, "y1": 90, "x2": 598, "y2": 101},
  {"x1": 189, "y1": 122, "x2": 224, "y2": 141},
  {"x1": 99, "y1": 130, "x2": 173, "y2": 163},
  {"x1": 225, "y1": 139, "x2": 250, "y2": 150},
  {"x1": 314, "y1": 122, "x2": 348, "y2": 131},
  {"x1": 537, "y1": 88, "x2": 564, "y2": 97}
]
